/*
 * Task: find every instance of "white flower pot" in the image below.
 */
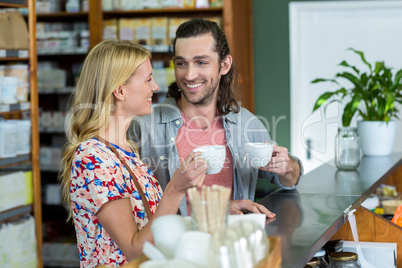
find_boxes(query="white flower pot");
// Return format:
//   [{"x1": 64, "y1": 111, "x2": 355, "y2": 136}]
[{"x1": 357, "y1": 121, "x2": 396, "y2": 156}]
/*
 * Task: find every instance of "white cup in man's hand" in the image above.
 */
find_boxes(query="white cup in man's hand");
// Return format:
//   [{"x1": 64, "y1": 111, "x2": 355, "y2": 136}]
[
  {"x1": 193, "y1": 145, "x2": 226, "y2": 174},
  {"x1": 245, "y1": 142, "x2": 274, "y2": 167}
]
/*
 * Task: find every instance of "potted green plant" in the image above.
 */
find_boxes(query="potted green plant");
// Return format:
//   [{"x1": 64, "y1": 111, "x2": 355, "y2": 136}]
[{"x1": 311, "y1": 48, "x2": 402, "y2": 157}]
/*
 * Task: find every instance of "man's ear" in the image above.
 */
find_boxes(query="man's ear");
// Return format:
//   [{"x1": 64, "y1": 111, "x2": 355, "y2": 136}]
[
  {"x1": 113, "y1": 85, "x2": 125, "y2": 101},
  {"x1": 220, "y1": 55, "x2": 232, "y2": 75}
]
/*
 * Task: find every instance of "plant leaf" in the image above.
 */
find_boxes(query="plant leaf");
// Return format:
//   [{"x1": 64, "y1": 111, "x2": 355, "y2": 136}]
[
  {"x1": 336, "y1": 72, "x2": 364, "y2": 90},
  {"x1": 374, "y1": 61, "x2": 385, "y2": 74},
  {"x1": 394, "y1": 68, "x2": 402, "y2": 84},
  {"x1": 339, "y1": 60, "x2": 360, "y2": 75},
  {"x1": 342, "y1": 95, "x2": 361, "y2": 126},
  {"x1": 347, "y1": 48, "x2": 372, "y2": 71},
  {"x1": 311, "y1": 78, "x2": 339, "y2": 85},
  {"x1": 313, "y1": 92, "x2": 336, "y2": 111}
]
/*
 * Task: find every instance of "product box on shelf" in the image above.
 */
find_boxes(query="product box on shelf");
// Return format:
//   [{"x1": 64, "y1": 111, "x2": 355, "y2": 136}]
[
  {"x1": 134, "y1": 19, "x2": 152, "y2": 46},
  {"x1": 151, "y1": 17, "x2": 169, "y2": 46},
  {"x1": 0, "y1": 215, "x2": 37, "y2": 267},
  {"x1": 0, "y1": 11, "x2": 29, "y2": 50},
  {"x1": 103, "y1": 19, "x2": 118, "y2": 40},
  {"x1": 0, "y1": 171, "x2": 33, "y2": 213}
]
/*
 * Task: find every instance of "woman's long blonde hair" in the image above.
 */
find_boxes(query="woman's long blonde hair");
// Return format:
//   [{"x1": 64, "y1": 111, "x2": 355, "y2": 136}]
[{"x1": 59, "y1": 40, "x2": 151, "y2": 220}]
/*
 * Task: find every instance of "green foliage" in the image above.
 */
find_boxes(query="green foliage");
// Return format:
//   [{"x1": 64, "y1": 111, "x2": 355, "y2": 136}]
[{"x1": 312, "y1": 48, "x2": 402, "y2": 126}]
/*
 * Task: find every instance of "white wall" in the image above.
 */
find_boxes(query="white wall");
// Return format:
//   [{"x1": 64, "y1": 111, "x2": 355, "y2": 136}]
[{"x1": 290, "y1": 1, "x2": 402, "y2": 173}]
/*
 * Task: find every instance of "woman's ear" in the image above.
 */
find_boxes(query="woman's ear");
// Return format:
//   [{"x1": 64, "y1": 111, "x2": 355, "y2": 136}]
[
  {"x1": 113, "y1": 85, "x2": 125, "y2": 101},
  {"x1": 220, "y1": 55, "x2": 233, "y2": 75}
]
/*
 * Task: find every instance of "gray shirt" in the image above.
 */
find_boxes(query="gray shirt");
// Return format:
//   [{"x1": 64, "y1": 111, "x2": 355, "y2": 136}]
[{"x1": 128, "y1": 97, "x2": 303, "y2": 216}]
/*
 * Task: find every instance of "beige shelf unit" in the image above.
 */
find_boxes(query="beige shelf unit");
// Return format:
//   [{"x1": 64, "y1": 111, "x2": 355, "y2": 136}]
[{"x1": 0, "y1": 0, "x2": 42, "y2": 267}]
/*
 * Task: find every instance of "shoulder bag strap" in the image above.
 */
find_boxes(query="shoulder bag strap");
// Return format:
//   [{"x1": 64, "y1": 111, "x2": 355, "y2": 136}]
[{"x1": 95, "y1": 136, "x2": 153, "y2": 219}]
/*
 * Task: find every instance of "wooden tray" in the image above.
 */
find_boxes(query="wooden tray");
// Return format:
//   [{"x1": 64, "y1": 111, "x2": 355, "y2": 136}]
[{"x1": 114, "y1": 236, "x2": 281, "y2": 268}]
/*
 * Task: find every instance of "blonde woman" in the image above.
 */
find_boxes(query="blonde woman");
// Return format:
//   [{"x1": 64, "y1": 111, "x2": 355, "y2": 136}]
[{"x1": 59, "y1": 40, "x2": 208, "y2": 268}]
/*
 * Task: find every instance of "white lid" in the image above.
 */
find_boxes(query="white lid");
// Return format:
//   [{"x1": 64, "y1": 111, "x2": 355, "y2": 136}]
[{"x1": 314, "y1": 248, "x2": 326, "y2": 257}]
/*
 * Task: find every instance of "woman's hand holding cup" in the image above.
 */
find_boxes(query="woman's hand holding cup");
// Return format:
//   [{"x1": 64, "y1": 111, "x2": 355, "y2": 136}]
[{"x1": 170, "y1": 151, "x2": 208, "y2": 194}]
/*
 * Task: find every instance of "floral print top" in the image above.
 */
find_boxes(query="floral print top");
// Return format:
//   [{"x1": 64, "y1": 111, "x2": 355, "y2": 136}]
[{"x1": 70, "y1": 138, "x2": 163, "y2": 268}]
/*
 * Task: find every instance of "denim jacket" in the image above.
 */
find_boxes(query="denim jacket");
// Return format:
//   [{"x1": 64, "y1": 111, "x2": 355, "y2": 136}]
[{"x1": 128, "y1": 97, "x2": 303, "y2": 216}]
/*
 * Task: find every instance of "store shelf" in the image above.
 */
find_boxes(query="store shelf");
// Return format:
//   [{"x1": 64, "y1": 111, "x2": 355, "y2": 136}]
[
  {"x1": 103, "y1": 7, "x2": 222, "y2": 17},
  {"x1": 37, "y1": 11, "x2": 88, "y2": 20},
  {"x1": 40, "y1": 127, "x2": 65, "y2": 134},
  {"x1": 0, "y1": 49, "x2": 29, "y2": 60},
  {"x1": 38, "y1": 47, "x2": 89, "y2": 56},
  {"x1": 0, "y1": 154, "x2": 30, "y2": 169},
  {"x1": 0, "y1": 0, "x2": 27, "y2": 8},
  {"x1": 40, "y1": 165, "x2": 60, "y2": 172},
  {"x1": 0, "y1": 205, "x2": 32, "y2": 224},
  {"x1": 38, "y1": 86, "x2": 75, "y2": 95},
  {"x1": 0, "y1": 102, "x2": 30, "y2": 114}
]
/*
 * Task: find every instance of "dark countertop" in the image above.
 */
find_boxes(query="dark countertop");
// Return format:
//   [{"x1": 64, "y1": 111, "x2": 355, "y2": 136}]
[{"x1": 257, "y1": 153, "x2": 402, "y2": 268}]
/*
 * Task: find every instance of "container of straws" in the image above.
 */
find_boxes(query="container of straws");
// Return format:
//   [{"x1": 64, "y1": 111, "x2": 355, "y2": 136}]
[{"x1": 187, "y1": 185, "x2": 231, "y2": 234}]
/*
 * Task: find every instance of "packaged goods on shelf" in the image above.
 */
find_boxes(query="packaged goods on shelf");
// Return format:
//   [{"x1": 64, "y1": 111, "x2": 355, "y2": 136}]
[
  {"x1": 168, "y1": 18, "x2": 190, "y2": 44},
  {"x1": 161, "y1": 0, "x2": 183, "y2": 8},
  {"x1": 0, "y1": 171, "x2": 32, "y2": 212},
  {"x1": 0, "y1": 121, "x2": 17, "y2": 157},
  {"x1": 0, "y1": 13, "x2": 14, "y2": 50},
  {"x1": 119, "y1": 19, "x2": 136, "y2": 42},
  {"x1": 151, "y1": 17, "x2": 169, "y2": 46},
  {"x1": 7, "y1": 11, "x2": 29, "y2": 50},
  {"x1": 0, "y1": 215, "x2": 37, "y2": 267},
  {"x1": 143, "y1": 0, "x2": 162, "y2": 9},
  {"x1": 36, "y1": 0, "x2": 63, "y2": 13},
  {"x1": 103, "y1": 19, "x2": 118, "y2": 40},
  {"x1": 2, "y1": 64, "x2": 30, "y2": 102},
  {"x1": 38, "y1": 69, "x2": 67, "y2": 90},
  {"x1": 0, "y1": 76, "x2": 19, "y2": 104},
  {"x1": 40, "y1": 147, "x2": 62, "y2": 170},
  {"x1": 42, "y1": 240, "x2": 80, "y2": 267},
  {"x1": 65, "y1": 0, "x2": 80, "y2": 13},
  {"x1": 185, "y1": 0, "x2": 196, "y2": 8},
  {"x1": 209, "y1": 0, "x2": 223, "y2": 7},
  {"x1": 209, "y1": 16, "x2": 222, "y2": 28},
  {"x1": 195, "y1": 0, "x2": 209, "y2": 8},
  {"x1": 44, "y1": 184, "x2": 62, "y2": 205},
  {"x1": 7, "y1": 120, "x2": 31, "y2": 155},
  {"x1": 102, "y1": 0, "x2": 114, "y2": 11},
  {"x1": 36, "y1": 22, "x2": 89, "y2": 54},
  {"x1": 134, "y1": 19, "x2": 152, "y2": 46},
  {"x1": 39, "y1": 110, "x2": 66, "y2": 131},
  {"x1": 121, "y1": 0, "x2": 142, "y2": 10}
]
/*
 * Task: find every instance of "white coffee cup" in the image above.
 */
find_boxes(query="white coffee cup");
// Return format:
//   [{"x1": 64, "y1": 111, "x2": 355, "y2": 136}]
[
  {"x1": 245, "y1": 142, "x2": 274, "y2": 167},
  {"x1": 193, "y1": 145, "x2": 226, "y2": 174},
  {"x1": 174, "y1": 231, "x2": 212, "y2": 267},
  {"x1": 151, "y1": 215, "x2": 190, "y2": 259}
]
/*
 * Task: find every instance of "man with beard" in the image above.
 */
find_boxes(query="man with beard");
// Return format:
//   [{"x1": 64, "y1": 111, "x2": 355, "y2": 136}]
[{"x1": 128, "y1": 19, "x2": 303, "y2": 216}]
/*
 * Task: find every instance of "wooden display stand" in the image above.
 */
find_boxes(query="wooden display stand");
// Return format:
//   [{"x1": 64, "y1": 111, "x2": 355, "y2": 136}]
[{"x1": 331, "y1": 206, "x2": 402, "y2": 267}]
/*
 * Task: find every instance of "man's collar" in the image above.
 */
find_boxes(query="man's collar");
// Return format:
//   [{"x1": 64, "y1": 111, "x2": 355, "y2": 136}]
[
  {"x1": 159, "y1": 97, "x2": 239, "y2": 125},
  {"x1": 160, "y1": 97, "x2": 182, "y2": 123}
]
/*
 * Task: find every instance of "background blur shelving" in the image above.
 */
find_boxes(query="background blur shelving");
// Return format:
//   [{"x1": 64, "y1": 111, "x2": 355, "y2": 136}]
[{"x1": 0, "y1": 0, "x2": 42, "y2": 267}]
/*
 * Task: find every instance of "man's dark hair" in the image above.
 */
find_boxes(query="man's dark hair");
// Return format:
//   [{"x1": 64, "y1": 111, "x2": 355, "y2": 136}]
[{"x1": 167, "y1": 18, "x2": 240, "y2": 114}]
